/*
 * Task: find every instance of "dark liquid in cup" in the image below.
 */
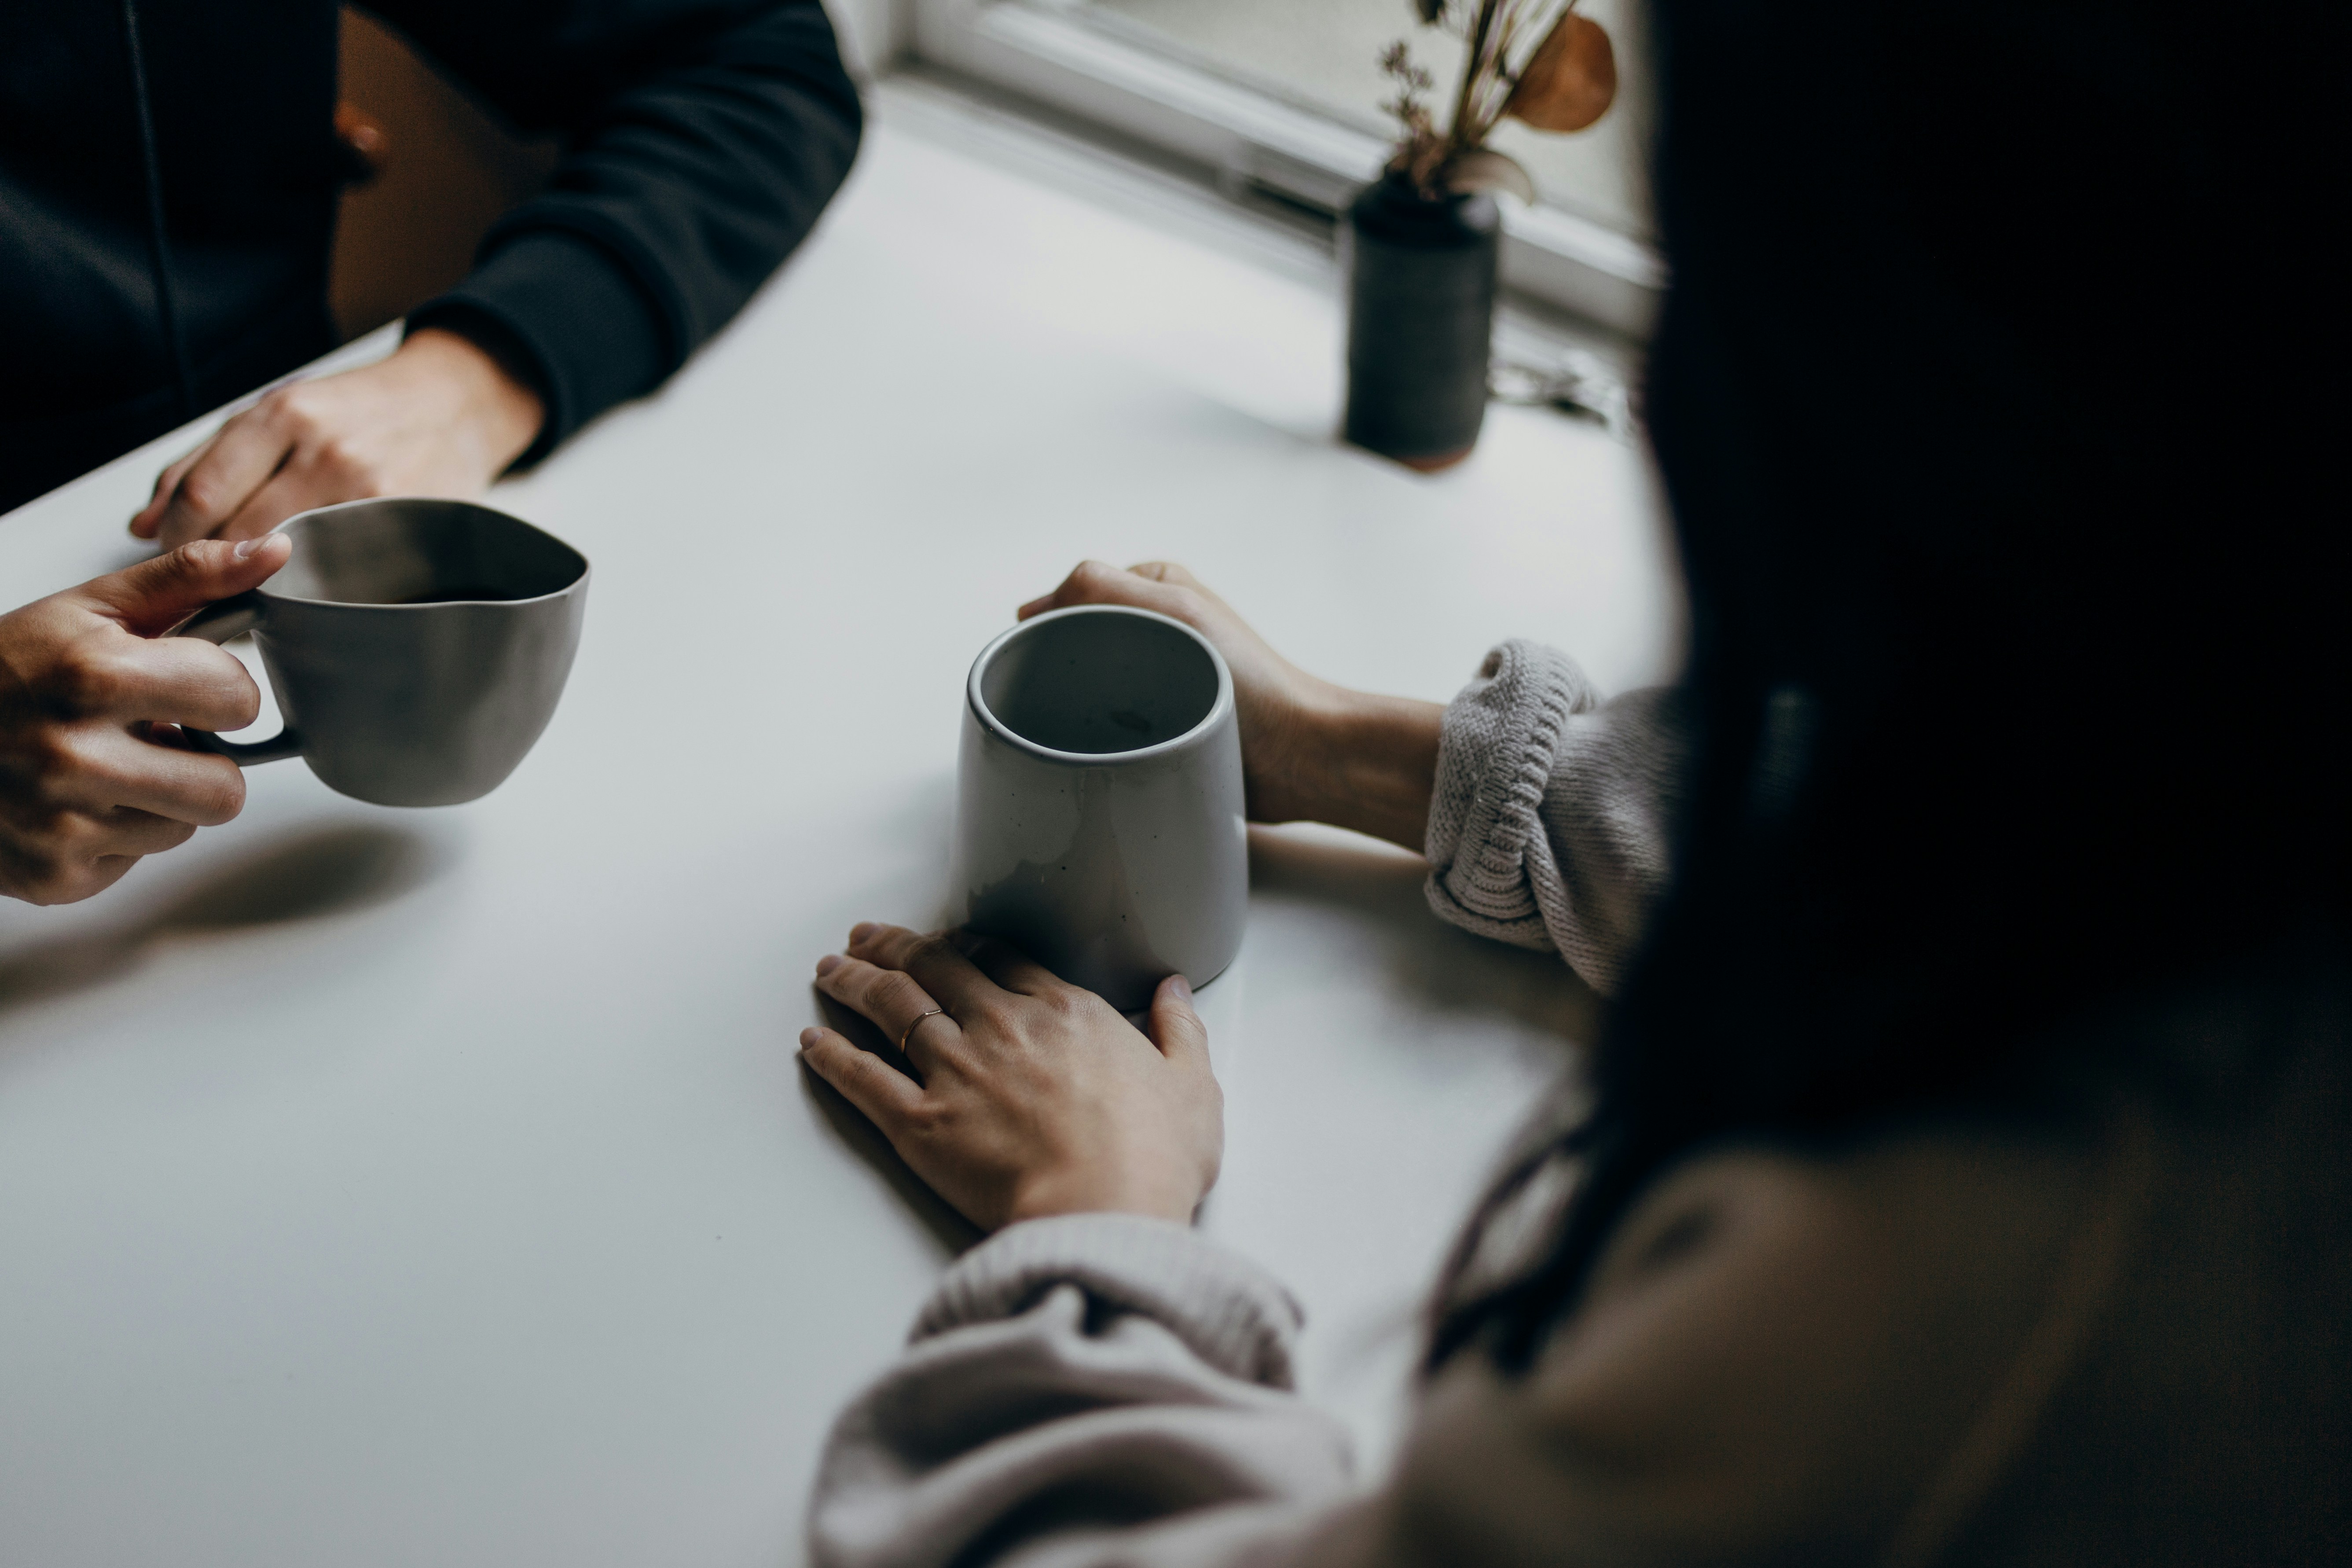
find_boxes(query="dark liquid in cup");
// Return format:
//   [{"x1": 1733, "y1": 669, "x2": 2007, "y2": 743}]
[{"x1": 394, "y1": 585, "x2": 527, "y2": 604}]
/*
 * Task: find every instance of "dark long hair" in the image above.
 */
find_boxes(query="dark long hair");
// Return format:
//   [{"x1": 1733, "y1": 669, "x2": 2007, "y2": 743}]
[{"x1": 1432, "y1": 0, "x2": 2352, "y2": 1372}]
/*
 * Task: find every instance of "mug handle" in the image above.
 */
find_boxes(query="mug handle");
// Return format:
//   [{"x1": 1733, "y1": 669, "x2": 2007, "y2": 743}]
[{"x1": 172, "y1": 592, "x2": 304, "y2": 766}]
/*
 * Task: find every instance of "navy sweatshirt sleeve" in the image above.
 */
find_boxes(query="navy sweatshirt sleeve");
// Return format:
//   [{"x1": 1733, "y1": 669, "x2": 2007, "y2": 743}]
[{"x1": 375, "y1": 0, "x2": 862, "y2": 462}]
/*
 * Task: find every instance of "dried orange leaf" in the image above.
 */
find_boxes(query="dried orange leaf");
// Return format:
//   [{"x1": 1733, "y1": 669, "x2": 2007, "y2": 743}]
[{"x1": 1506, "y1": 13, "x2": 1616, "y2": 133}]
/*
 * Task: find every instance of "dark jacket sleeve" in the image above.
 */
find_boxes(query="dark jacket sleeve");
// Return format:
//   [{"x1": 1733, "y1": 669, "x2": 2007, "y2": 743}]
[{"x1": 374, "y1": 0, "x2": 862, "y2": 460}]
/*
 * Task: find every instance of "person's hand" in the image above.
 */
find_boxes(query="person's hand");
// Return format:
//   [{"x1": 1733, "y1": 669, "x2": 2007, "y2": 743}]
[
  {"x1": 1021, "y1": 561, "x2": 1339, "y2": 823},
  {"x1": 0, "y1": 536, "x2": 292, "y2": 904},
  {"x1": 129, "y1": 327, "x2": 544, "y2": 550},
  {"x1": 1021, "y1": 561, "x2": 1443, "y2": 852},
  {"x1": 799, "y1": 922, "x2": 1222, "y2": 1232}
]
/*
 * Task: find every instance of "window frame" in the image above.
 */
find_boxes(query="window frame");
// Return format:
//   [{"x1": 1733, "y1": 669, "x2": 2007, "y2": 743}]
[{"x1": 906, "y1": 0, "x2": 1665, "y2": 338}]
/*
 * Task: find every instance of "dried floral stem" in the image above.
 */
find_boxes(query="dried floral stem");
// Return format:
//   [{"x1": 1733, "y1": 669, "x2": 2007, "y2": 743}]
[
  {"x1": 1446, "y1": 0, "x2": 1501, "y2": 168},
  {"x1": 1387, "y1": 0, "x2": 1584, "y2": 195}
]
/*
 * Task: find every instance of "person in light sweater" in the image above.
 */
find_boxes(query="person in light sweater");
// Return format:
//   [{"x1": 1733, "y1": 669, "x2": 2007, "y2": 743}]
[{"x1": 790, "y1": 0, "x2": 2348, "y2": 1562}]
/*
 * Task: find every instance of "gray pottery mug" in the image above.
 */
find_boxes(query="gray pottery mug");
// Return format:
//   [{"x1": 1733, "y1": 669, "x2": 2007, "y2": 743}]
[
  {"x1": 173, "y1": 497, "x2": 590, "y2": 807},
  {"x1": 952, "y1": 604, "x2": 1248, "y2": 1011}
]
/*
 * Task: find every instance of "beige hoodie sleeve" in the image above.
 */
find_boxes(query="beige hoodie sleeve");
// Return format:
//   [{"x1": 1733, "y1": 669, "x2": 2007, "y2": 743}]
[
  {"x1": 807, "y1": 1214, "x2": 1356, "y2": 1568},
  {"x1": 1423, "y1": 640, "x2": 1689, "y2": 995}
]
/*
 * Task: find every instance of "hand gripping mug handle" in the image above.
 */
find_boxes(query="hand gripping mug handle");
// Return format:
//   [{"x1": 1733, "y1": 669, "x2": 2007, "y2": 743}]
[{"x1": 172, "y1": 591, "x2": 305, "y2": 765}]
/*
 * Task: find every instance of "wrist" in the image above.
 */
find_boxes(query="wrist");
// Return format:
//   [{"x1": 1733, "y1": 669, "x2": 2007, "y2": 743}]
[
  {"x1": 1243, "y1": 672, "x2": 1352, "y2": 825},
  {"x1": 1005, "y1": 1169, "x2": 1200, "y2": 1229},
  {"x1": 1288, "y1": 686, "x2": 1443, "y2": 853},
  {"x1": 401, "y1": 326, "x2": 545, "y2": 474}
]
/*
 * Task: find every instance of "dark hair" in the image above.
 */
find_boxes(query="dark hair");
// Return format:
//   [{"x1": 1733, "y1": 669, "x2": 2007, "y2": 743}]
[{"x1": 1432, "y1": 0, "x2": 2351, "y2": 1371}]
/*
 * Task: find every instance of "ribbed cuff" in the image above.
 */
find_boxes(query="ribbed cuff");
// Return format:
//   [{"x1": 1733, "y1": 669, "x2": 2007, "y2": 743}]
[
  {"x1": 409, "y1": 229, "x2": 670, "y2": 467},
  {"x1": 914, "y1": 1214, "x2": 1307, "y2": 1390},
  {"x1": 1424, "y1": 639, "x2": 1597, "y2": 946}
]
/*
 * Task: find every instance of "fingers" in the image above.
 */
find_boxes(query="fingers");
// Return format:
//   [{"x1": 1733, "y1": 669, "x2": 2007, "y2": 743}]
[
  {"x1": 1145, "y1": 973, "x2": 1210, "y2": 1066},
  {"x1": 1019, "y1": 559, "x2": 1206, "y2": 622},
  {"x1": 77, "y1": 806, "x2": 199, "y2": 859},
  {"x1": 798, "y1": 1026, "x2": 925, "y2": 1134},
  {"x1": 1126, "y1": 561, "x2": 1204, "y2": 590},
  {"x1": 814, "y1": 949, "x2": 954, "y2": 1068},
  {"x1": 7, "y1": 852, "x2": 142, "y2": 908},
  {"x1": 130, "y1": 442, "x2": 209, "y2": 539},
  {"x1": 213, "y1": 464, "x2": 355, "y2": 543},
  {"x1": 53, "y1": 636, "x2": 262, "y2": 733},
  {"x1": 948, "y1": 930, "x2": 1065, "y2": 997},
  {"x1": 147, "y1": 403, "x2": 297, "y2": 548},
  {"x1": 0, "y1": 804, "x2": 196, "y2": 906},
  {"x1": 846, "y1": 922, "x2": 1004, "y2": 1014},
  {"x1": 76, "y1": 536, "x2": 292, "y2": 636},
  {"x1": 44, "y1": 723, "x2": 247, "y2": 826}
]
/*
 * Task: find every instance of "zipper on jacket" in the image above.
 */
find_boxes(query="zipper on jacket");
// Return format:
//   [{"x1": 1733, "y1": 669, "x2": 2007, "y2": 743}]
[{"x1": 120, "y1": 0, "x2": 194, "y2": 422}]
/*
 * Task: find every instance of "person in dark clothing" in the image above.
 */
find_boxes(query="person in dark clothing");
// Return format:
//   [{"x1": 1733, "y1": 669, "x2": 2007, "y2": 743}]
[
  {"x1": 2, "y1": 0, "x2": 860, "y2": 527},
  {"x1": 0, "y1": 0, "x2": 858, "y2": 905}
]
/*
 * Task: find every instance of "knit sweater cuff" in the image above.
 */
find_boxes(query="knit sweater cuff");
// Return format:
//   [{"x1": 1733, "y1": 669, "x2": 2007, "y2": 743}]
[
  {"x1": 1424, "y1": 639, "x2": 1600, "y2": 947},
  {"x1": 914, "y1": 1214, "x2": 1307, "y2": 1390},
  {"x1": 408, "y1": 228, "x2": 671, "y2": 468}
]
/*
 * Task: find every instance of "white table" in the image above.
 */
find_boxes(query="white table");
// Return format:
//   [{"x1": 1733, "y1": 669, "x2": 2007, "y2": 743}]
[{"x1": 0, "y1": 84, "x2": 1680, "y2": 1568}]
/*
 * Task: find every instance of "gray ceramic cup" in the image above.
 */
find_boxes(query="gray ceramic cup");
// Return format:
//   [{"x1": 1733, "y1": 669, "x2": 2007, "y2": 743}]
[
  {"x1": 952, "y1": 604, "x2": 1248, "y2": 1012},
  {"x1": 173, "y1": 497, "x2": 590, "y2": 808}
]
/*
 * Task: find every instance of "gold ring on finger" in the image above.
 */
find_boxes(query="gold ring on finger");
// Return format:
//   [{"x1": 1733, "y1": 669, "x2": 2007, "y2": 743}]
[{"x1": 899, "y1": 1006, "x2": 946, "y2": 1053}]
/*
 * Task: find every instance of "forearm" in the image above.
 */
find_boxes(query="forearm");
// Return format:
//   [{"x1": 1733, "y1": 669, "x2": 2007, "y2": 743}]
[
  {"x1": 388, "y1": 0, "x2": 862, "y2": 453},
  {"x1": 1278, "y1": 687, "x2": 1444, "y2": 854}
]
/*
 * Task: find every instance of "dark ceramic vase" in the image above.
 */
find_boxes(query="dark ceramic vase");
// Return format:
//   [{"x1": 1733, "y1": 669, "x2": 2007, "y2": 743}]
[{"x1": 1342, "y1": 173, "x2": 1500, "y2": 471}]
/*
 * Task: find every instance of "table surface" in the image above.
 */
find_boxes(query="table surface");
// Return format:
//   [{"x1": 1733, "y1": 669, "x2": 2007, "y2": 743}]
[{"x1": 0, "y1": 83, "x2": 1679, "y2": 1568}]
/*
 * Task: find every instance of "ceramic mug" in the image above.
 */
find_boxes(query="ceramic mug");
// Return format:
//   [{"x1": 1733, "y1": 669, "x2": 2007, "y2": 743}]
[
  {"x1": 951, "y1": 604, "x2": 1248, "y2": 1012},
  {"x1": 172, "y1": 497, "x2": 590, "y2": 807}
]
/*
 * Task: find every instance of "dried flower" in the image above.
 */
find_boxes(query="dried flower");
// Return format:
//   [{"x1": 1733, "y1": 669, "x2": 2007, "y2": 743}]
[
  {"x1": 1504, "y1": 12, "x2": 1616, "y2": 133},
  {"x1": 1380, "y1": 40, "x2": 1438, "y2": 147},
  {"x1": 1380, "y1": 39, "x2": 1435, "y2": 98},
  {"x1": 1382, "y1": 2, "x2": 1616, "y2": 198}
]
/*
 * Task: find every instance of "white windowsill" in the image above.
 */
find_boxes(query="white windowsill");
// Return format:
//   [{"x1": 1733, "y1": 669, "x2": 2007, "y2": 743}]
[
  {"x1": 869, "y1": 67, "x2": 1647, "y2": 412},
  {"x1": 899, "y1": 0, "x2": 1665, "y2": 339}
]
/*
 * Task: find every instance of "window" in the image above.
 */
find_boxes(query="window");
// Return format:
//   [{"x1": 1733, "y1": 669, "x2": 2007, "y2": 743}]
[{"x1": 909, "y1": 0, "x2": 1665, "y2": 337}]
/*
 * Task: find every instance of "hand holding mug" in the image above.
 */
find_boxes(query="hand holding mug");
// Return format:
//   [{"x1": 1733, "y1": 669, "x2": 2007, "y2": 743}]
[
  {"x1": 0, "y1": 537, "x2": 290, "y2": 904},
  {"x1": 173, "y1": 498, "x2": 590, "y2": 808},
  {"x1": 800, "y1": 922, "x2": 1222, "y2": 1232},
  {"x1": 1020, "y1": 562, "x2": 1444, "y2": 853}
]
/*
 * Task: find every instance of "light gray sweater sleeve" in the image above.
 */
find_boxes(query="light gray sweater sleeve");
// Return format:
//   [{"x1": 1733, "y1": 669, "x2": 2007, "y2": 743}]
[
  {"x1": 1424, "y1": 640, "x2": 1689, "y2": 995},
  {"x1": 809, "y1": 1214, "x2": 1356, "y2": 1568}
]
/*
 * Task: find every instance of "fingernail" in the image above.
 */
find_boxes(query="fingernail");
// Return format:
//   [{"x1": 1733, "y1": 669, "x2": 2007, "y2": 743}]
[
  {"x1": 1170, "y1": 974, "x2": 1193, "y2": 1003},
  {"x1": 234, "y1": 535, "x2": 269, "y2": 558},
  {"x1": 815, "y1": 954, "x2": 843, "y2": 977},
  {"x1": 798, "y1": 1027, "x2": 823, "y2": 1050},
  {"x1": 848, "y1": 922, "x2": 877, "y2": 944}
]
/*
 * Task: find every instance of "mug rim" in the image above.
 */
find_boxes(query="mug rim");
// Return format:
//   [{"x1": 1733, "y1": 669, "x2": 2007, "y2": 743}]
[
  {"x1": 966, "y1": 604, "x2": 1235, "y2": 765},
  {"x1": 253, "y1": 496, "x2": 591, "y2": 610}
]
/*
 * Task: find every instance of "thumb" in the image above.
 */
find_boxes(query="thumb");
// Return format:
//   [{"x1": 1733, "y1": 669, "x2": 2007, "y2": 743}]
[
  {"x1": 1145, "y1": 973, "x2": 1210, "y2": 1067},
  {"x1": 75, "y1": 535, "x2": 293, "y2": 636}
]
